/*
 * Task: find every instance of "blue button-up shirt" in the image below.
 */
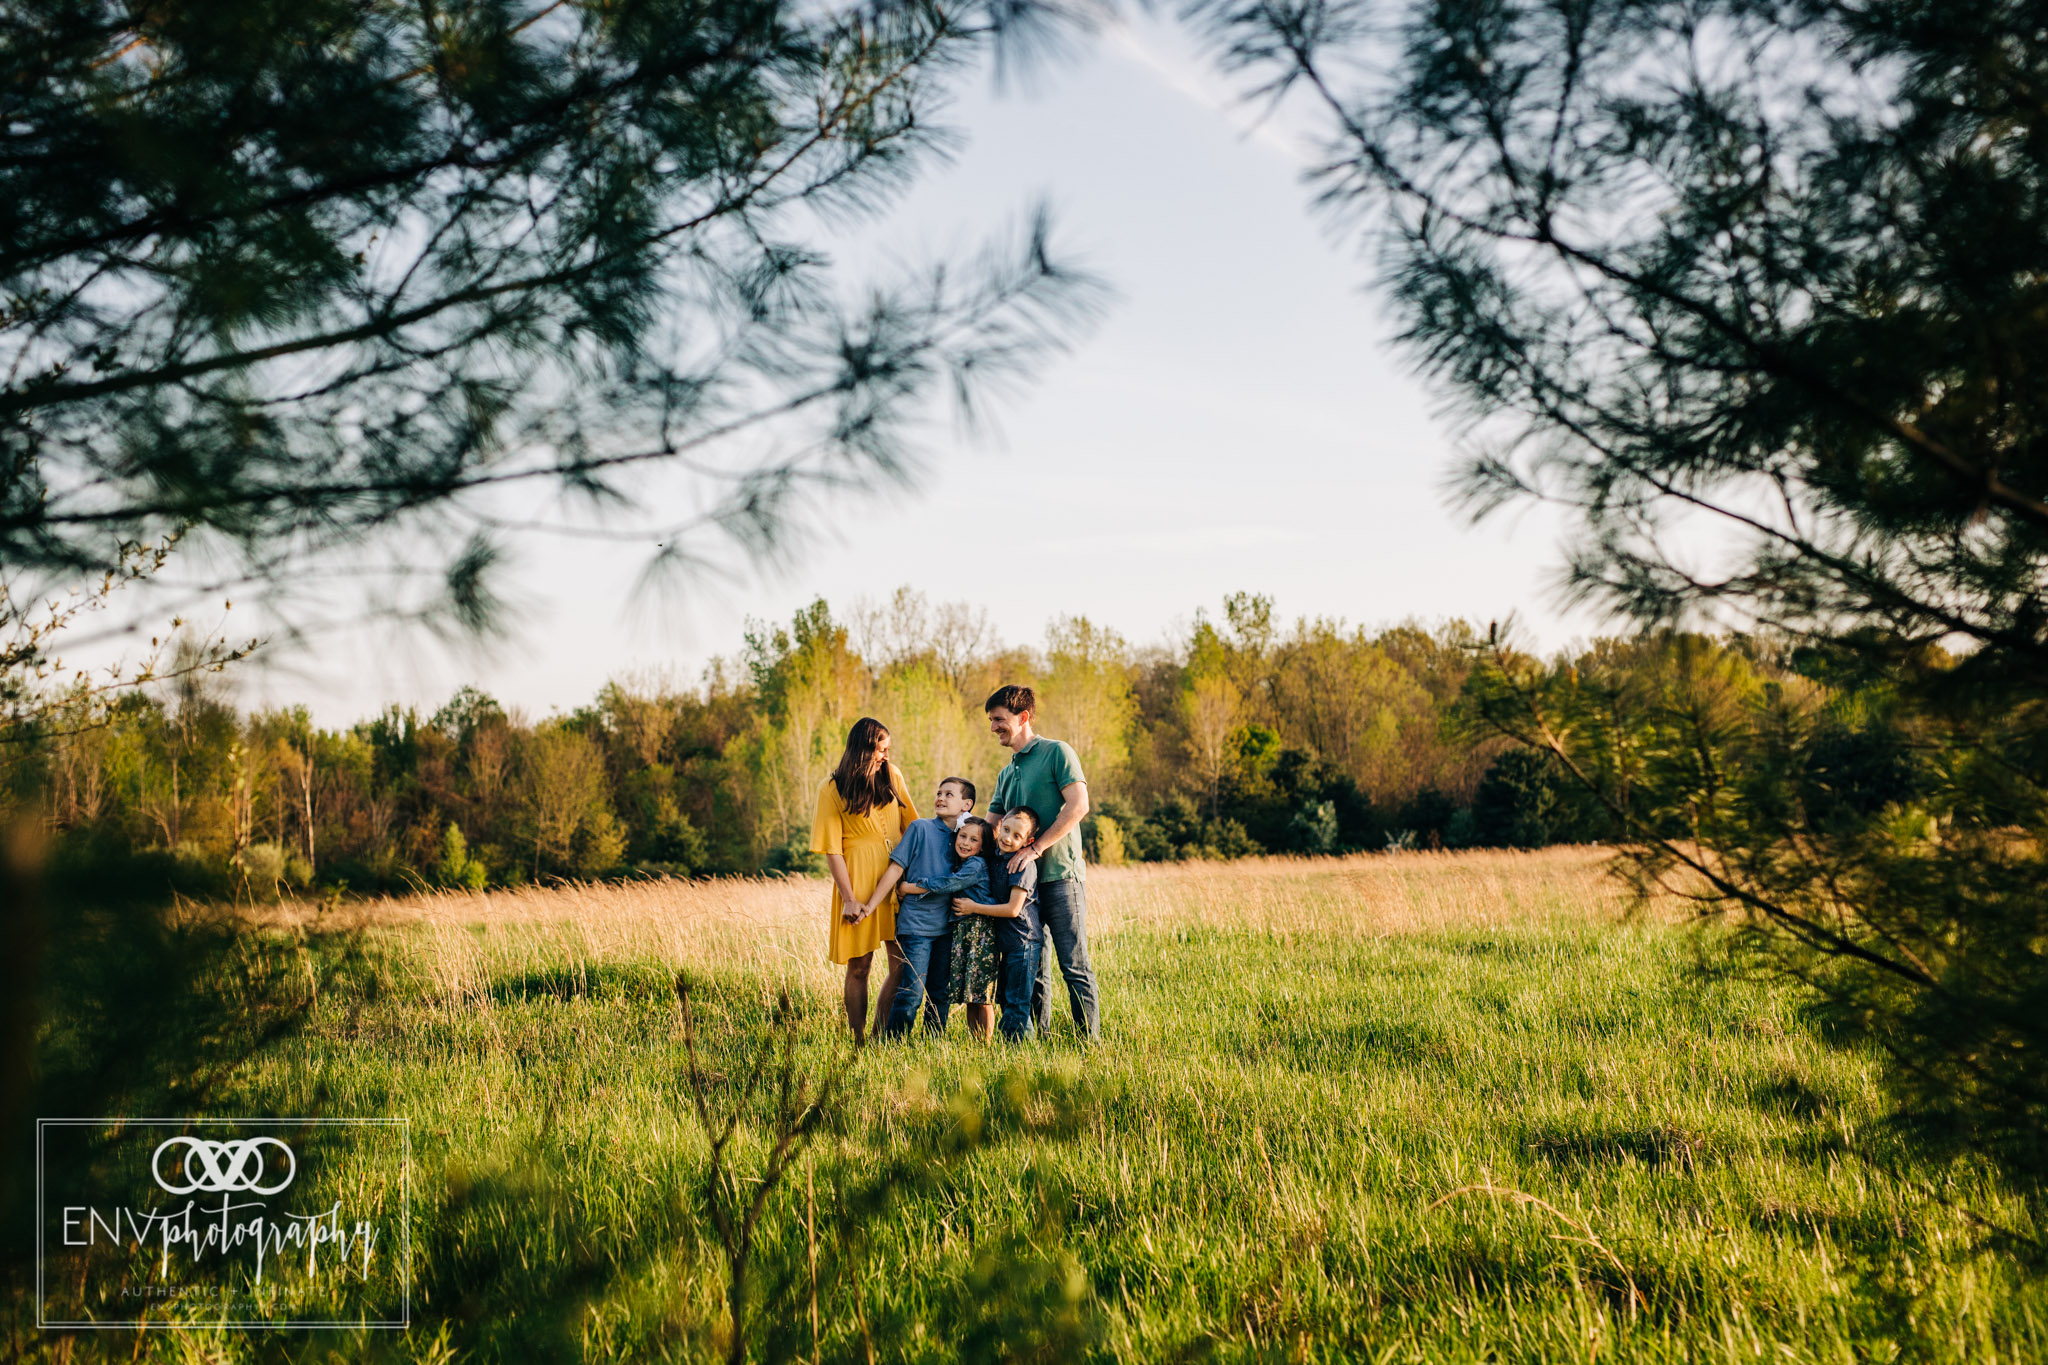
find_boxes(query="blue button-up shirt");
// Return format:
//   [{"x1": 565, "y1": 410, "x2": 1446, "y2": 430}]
[{"x1": 889, "y1": 818, "x2": 989, "y2": 937}]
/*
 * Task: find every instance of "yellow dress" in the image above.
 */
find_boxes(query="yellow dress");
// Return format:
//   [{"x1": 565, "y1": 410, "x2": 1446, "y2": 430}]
[{"x1": 811, "y1": 765, "x2": 918, "y2": 964}]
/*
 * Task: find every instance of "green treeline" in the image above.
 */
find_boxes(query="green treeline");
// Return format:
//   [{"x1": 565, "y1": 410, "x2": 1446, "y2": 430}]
[{"x1": 10, "y1": 589, "x2": 1922, "y2": 897}]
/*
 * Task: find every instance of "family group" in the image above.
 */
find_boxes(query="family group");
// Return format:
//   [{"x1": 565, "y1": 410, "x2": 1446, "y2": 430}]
[{"x1": 809, "y1": 685, "x2": 1102, "y2": 1044}]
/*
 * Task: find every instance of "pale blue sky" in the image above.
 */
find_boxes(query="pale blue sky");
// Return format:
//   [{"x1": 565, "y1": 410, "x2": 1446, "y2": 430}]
[{"x1": 238, "y1": 15, "x2": 1599, "y2": 725}]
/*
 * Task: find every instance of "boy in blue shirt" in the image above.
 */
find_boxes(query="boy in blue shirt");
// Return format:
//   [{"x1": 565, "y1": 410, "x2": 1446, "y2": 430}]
[{"x1": 865, "y1": 776, "x2": 981, "y2": 1037}]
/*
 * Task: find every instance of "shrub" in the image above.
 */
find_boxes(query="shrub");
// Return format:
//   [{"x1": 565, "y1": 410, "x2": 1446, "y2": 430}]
[
  {"x1": 571, "y1": 807, "x2": 628, "y2": 879},
  {"x1": 234, "y1": 843, "x2": 288, "y2": 895},
  {"x1": 1085, "y1": 814, "x2": 1128, "y2": 867},
  {"x1": 1470, "y1": 750, "x2": 1605, "y2": 848},
  {"x1": 1286, "y1": 800, "x2": 1339, "y2": 856},
  {"x1": 436, "y1": 822, "x2": 488, "y2": 891}
]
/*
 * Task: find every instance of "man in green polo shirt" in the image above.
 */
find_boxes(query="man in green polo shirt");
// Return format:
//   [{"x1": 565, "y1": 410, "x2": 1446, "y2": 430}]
[{"x1": 984, "y1": 683, "x2": 1100, "y2": 1040}]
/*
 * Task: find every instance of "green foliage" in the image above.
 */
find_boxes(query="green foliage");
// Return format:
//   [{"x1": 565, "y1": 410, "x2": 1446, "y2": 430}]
[
  {"x1": 52, "y1": 593, "x2": 1998, "y2": 903},
  {"x1": 741, "y1": 598, "x2": 870, "y2": 853},
  {"x1": 1471, "y1": 750, "x2": 1609, "y2": 850},
  {"x1": 1286, "y1": 798, "x2": 1339, "y2": 855},
  {"x1": 437, "y1": 822, "x2": 488, "y2": 891},
  {"x1": 762, "y1": 837, "x2": 825, "y2": 878},
  {"x1": 518, "y1": 724, "x2": 628, "y2": 880},
  {"x1": 233, "y1": 841, "x2": 288, "y2": 895},
  {"x1": 20, "y1": 870, "x2": 2045, "y2": 1357},
  {"x1": 1190, "y1": 0, "x2": 2048, "y2": 1189},
  {"x1": 2, "y1": 859, "x2": 358, "y2": 1261},
  {"x1": 0, "y1": 0, "x2": 1100, "y2": 631},
  {"x1": 1120, "y1": 794, "x2": 1260, "y2": 861},
  {"x1": 7, "y1": 594, "x2": 1643, "y2": 898},
  {"x1": 1083, "y1": 812, "x2": 1127, "y2": 867},
  {"x1": 571, "y1": 805, "x2": 628, "y2": 880},
  {"x1": 622, "y1": 771, "x2": 711, "y2": 876},
  {"x1": 1465, "y1": 629, "x2": 2048, "y2": 1190},
  {"x1": 1038, "y1": 616, "x2": 1139, "y2": 792},
  {"x1": 1213, "y1": 741, "x2": 1379, "y2": 855},
  {"x1": 431, "y1": 688, "x2": 507, "y2": 745}
]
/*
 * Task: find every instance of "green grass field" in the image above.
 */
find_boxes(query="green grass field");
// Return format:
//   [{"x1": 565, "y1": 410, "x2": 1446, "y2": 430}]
[{"x1": 17, "y1": 849, "x2": 2047, "y2": 1362}]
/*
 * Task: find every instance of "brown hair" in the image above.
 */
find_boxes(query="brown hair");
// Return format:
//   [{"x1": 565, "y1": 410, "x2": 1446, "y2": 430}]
[
  {"x1": 940, "y1": 775, "x2": 977, "y2": 804},
  {"x1": 954, "y1": 815, "x2": 994, "y2": 861},
  {"x1": 830, "y1": 717, "x2": 894, "y2": 815},
  {"x1": 984, "y1": 684, "x2": 1036, "y2": 716},
  {"x1": 997, "y1": 806, "x2": 1041, "y2": 838}
]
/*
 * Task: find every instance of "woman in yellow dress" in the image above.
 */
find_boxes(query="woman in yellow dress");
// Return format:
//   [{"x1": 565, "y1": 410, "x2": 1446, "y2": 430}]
[{"x1": 811, "y1": 717, "x2": 919, "y2": 1042}]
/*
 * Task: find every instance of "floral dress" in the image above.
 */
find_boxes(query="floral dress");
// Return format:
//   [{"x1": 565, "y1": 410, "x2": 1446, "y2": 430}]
[{"x1": 949, "y1": 909, "x2": 1002, "y2": 1005}]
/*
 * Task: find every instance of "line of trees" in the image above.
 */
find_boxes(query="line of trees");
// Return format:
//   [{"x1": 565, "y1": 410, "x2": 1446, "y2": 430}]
[{"x1": 2, "y1": 587, "x2": 1942, "y2": 900}]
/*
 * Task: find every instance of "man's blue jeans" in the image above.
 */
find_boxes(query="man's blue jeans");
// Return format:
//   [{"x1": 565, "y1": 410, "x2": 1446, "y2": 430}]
[
  {"x1": 996, "y1": 933, "x2": 1039, "y2": 1042},
  {"x1": 882, "y1": 932, "x2": 952, "y2": 1038},
  {"x1": 1031, "y1": 877, "x2": 1100, "y2": 1039}
]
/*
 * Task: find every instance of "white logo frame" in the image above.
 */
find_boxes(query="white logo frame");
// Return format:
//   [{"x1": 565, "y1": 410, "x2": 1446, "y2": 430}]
[{"x1": 36, "y1": 1117, "x2": 411, "y2": 1331}]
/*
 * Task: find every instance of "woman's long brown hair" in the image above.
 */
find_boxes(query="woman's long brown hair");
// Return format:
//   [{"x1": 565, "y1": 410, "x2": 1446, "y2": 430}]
[{"x1": 830, "y1": 717, "x2": 895, "y2": 815}]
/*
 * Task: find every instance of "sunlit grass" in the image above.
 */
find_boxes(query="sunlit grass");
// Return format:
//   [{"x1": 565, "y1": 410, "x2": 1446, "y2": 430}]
[
  {"x1": 248, "y1": 846, "x2": 1649, "y2": 1002},
  {"x1": 33, "y1": 849, "x2": 2048, "y2": 1361}
]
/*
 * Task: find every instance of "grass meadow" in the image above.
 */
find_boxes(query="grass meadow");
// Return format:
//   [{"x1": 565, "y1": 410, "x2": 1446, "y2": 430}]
[{"x1": 16, "y1": 848, "x2": 2047, "y2": 1363}]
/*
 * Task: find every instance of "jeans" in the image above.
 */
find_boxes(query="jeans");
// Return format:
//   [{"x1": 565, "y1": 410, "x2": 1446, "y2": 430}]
[
  {"x1": 882, "y1": 932, "x2": 952, "y2": 1038},
  {"x1": 1031, "y1": 877, "x2": 1099, "y2": 1039},
  {"x1": 996, "y1": 935, "x2": 1039, "y2": 1042}
]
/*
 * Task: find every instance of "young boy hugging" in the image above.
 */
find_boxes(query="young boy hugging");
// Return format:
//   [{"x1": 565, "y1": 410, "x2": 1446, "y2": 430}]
[{"x1": 866, "y1": 776, "x2": 981, "y2": 1038}]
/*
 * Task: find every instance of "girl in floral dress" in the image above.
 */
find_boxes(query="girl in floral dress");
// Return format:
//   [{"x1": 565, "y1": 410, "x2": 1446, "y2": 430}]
[{"x1": 943, "y1": 817, "x2": 1003, "y2": 1040}]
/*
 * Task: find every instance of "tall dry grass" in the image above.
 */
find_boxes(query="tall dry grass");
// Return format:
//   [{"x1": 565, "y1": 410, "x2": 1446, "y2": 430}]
[
  {"x1": 237, "y1": 845, "x2": 1664, "y2": 1007},
  {"x1": 1091, "y1": 844, "x2": 1661, "y2": 936}
]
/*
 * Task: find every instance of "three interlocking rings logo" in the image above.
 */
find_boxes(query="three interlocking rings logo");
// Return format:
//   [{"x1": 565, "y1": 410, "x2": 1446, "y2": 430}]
[{"x1": 150, "y1": 1136, "x2": 297, "y2": 1196}]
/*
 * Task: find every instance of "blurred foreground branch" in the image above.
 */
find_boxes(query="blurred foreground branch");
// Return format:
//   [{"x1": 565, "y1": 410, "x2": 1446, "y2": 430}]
[{"x1": 675, "y1": 977, "x2": 845, "y2": 1365}]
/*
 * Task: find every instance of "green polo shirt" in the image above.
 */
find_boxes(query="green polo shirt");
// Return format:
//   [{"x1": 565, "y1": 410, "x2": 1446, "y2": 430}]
[{"x1": 988, "y1": 735, "x2": 1088, "y2": 884}]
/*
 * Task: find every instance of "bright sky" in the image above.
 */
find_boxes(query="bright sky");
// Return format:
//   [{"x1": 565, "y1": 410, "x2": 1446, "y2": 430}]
[{"x1": 229, "y1": 15, "x2": 1599, "y2": 726}]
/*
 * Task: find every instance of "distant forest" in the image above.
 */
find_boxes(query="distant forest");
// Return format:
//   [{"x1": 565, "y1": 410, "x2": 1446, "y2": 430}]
[{"x1": 12, "y1": 588, "x2": 1906, "y2": 897}]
